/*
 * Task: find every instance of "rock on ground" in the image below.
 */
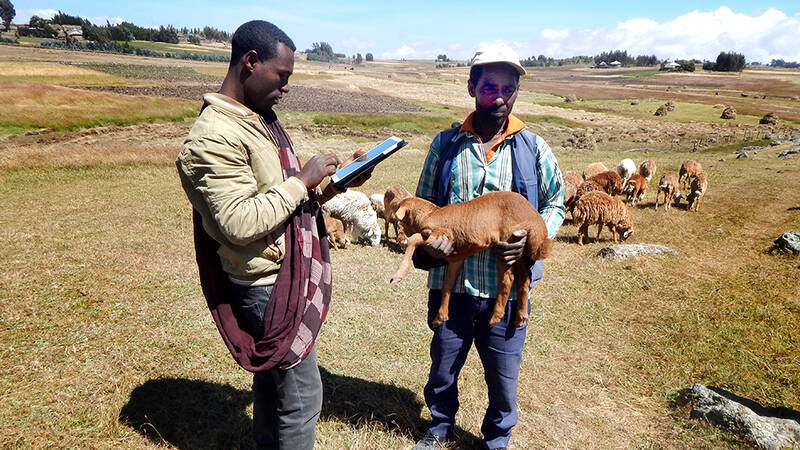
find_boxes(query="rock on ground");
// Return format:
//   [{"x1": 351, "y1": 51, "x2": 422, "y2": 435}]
[
  {"x1": 689, "y1": 384, "x2": 800, "y2": 449},
  {"x1": 779, "y1": 148, "x2": 800, "y2": 158},
  {"x1": 769, "y1": 232, "x2": 800, "y2": 255},
  {"x1": 598, "y1": 244, "x2": 677, "y2": 259},
  {"x1": 721, "y1": 106, "x2": 737, "y2": 119}
]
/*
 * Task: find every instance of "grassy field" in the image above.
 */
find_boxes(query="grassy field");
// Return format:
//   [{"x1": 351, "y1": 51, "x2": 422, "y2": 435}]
[{"x1": 1, "y1": 45, "x2": 799, "y2": 449}]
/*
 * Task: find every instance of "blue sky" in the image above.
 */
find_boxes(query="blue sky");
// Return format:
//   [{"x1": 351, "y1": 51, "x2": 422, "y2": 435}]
[{"x1": 12, "y1": 1, "x2": 800, "y2": 62}]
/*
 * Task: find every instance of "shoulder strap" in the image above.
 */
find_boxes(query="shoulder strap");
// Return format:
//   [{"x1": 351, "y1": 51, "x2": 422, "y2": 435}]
[{"x1": 433, "y1": 126, "x2": 463, "y2": 206}]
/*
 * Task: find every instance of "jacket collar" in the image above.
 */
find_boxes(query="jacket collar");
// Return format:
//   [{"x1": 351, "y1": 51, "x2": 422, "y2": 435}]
[{"x1": 203, "y1": 93, "x2": 257, "y2": 118}]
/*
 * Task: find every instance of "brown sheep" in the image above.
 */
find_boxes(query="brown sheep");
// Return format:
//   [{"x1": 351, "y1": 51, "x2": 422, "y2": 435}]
[
  {"x1": 638, "y1": 159, "x2": 656, "y2": 182},
  {"x1": 687, "y1": 173, "x2": 708, "y2": 212},
  {"x1": 389, "y1": 192, "x2": 553, "y2": 328},
  {"x1": 583, "y1": 162, "x2": 608, "y2": 180},
  {"x1": 323, "y1": 214, "x2": 348, "y2": 249},
  {"x1": 678, "y1": 160, "x2": 702, "y2": 191},
  {"x1": 587, "y1": 170, "x2": 623, "y2": 196},
  {"x1": 573, "y1": 190, "x2": 634, "y2": 245},
  {"x1": 562, "y1": 170, "x2": 583, "y2": 213},
  {"x1": 654, "y1": 172, "x2": 679, "y2": 211},
  {"x1": 623, "y1": 173, "x2": 647, "y2": 205},
  {"x1": 569, "y1": 179, "x2": 604, "y2": 216},
  {"x1": 383, "y1": 184, "x2": 412, "y2": 246}
]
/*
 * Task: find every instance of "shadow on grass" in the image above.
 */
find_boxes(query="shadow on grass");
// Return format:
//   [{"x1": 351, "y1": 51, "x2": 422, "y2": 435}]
[{"x1": 119, "y1": 368, "x2": 481, "y2": 449}]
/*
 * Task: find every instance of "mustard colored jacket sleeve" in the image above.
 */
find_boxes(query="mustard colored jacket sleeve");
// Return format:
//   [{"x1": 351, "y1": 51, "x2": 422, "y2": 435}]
[{"x1": 180, "y1": 133, "x2": 308, "y2": 247}]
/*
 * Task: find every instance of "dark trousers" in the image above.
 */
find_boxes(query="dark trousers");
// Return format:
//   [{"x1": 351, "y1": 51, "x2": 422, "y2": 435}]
[
  {"x1": 424, "y1": 290, "x2": 528, "y2": 449},
  {"x1": 232, "y1": 284, "x2": 323, "y2": 450}
]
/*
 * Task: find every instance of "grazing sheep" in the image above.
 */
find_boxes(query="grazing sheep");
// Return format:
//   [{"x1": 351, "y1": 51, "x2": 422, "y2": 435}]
[
  {"x1": 616, "y1": 158, "x2": 637, "y2": 183},
  {"x1": 638, "y1": 159, "x2": 656, "y2": 182},
  {"x1": 569, "y1": 179, "x2": 605, "y2": 216},
  {"x1": 573, "y1": 190, "x2": 634, "y2": 245},
  {"x1": 369, "y1": 193, "x2": 385, "y2": 220},
  {"x1": 562, "y1": 170, "x2": 583, "y2": 214},
  {"x1": 654, "y1": 172, "x2": 679, "y2": 211},
  {"x1": 687, "y1": 173, "x2": 708, "y2": 212},
  {"x1": 623, "y1": 173, "x2": 647, "y2": 205},
  {"x1": 583, "y1": 162, "x2": 608, "y2": 180},
  {"x1": 678, "y1": 160, "x2": 703, "y2": 191},
  {"x1": 389, "y1": 192, "x2": 552, "y2": 328},
  {"x1": 323, "y1": 214, "x2": 349, "y2": 249},
  {"x1": 383, "y1": 184, "x2": 412, "y2": 246},
  {"x1": 322, "y1": 189, "x2": 381, "y2": 246},
  {"x1": 587, "y1": 170, "x2": 623, "y2": 196}
]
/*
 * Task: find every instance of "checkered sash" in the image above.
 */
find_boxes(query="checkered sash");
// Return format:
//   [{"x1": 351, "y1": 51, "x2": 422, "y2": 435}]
[{"x1": 192, "y1": 116, "x2": 332, "y2": 373}]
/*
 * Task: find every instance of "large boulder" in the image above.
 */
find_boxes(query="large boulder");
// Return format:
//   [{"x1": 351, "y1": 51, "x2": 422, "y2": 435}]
[
  {"x1": 760, "y1": 112, "x2": 778, "y2": 125},
  {"x1": 654, "y1": 105, "x2": 669, "y2": 116},
  {"x1": 599, "y1": 244, "x2": 677, "y2": 259},
  {"x1": 769, "y1": 232, "x2": 800, "y2": 255},
  {"x1": 688, "y1": 384, "x2": 800, "y2": 449},
  {"x1": 721, "y1": 106, "x2": 737, "y2": 119}
]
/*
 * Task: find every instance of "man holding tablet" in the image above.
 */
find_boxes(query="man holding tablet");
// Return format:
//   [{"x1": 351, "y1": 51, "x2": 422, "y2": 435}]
[
  {"x1": 411, "y1": 42, "x2": 565, "y2": 450},
  {"x1": 176, "y1": 20, "x2": 371, "y2": 449}
]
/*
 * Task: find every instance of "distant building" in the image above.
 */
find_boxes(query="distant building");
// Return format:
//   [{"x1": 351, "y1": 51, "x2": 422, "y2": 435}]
[
  {"x1": 609, "y1": 60, "x2": 622, "y2": 67},
  {"x1": 660, "y1": 61, "x2": 678, "y2": 71},
  {"x1": 593, "y1": 61, "x2": 609, "y2": 69}
]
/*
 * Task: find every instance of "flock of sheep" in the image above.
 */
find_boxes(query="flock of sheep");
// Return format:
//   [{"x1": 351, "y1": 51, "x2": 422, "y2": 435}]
[{"x1": 320, "y1": 158, "x2": 710, "y2": 250}]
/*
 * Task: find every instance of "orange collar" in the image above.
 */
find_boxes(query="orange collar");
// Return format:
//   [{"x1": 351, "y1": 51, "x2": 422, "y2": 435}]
[{"x1": 459, "y1": 112, "x2": 526, "y2": 161}]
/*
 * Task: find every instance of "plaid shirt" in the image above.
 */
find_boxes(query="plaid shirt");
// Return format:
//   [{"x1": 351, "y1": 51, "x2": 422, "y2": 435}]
[{"x1": 416, "y1": 114, "x2": 565, "y2": 299}]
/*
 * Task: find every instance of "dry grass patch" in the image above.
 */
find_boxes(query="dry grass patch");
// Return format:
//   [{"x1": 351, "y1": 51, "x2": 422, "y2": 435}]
[
  {"x1": 0, "y1": 82, "x2": 198, "y2": 133},
  {"x1": 0, "y1": 61, "x2": 126, "y2": 85}
]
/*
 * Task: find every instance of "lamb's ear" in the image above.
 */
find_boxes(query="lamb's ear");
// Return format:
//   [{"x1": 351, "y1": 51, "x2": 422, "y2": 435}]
[
  {"x1": 395, "y1": 205, "x2": 406, "y2": 221},
  {"x1": 421, "y1": 229, "x2": 431, "y2": 239}
]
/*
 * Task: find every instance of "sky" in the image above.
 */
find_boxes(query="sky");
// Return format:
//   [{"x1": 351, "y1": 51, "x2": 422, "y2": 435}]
[{"x1": 11, "y1": 1, "x2": 800, "y2": 63}]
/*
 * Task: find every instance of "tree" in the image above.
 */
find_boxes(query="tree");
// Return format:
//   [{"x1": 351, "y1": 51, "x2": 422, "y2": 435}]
[
  {"x1": 678, "y1": 61, "x2": 695, "y2": 72},
  {"x1": 0, "y1": 0, "x2": 14, "y2": 31},
  {"x1": 355, "y1": 53, "x2": 363, "y2": 64},
  {"x1": 365, "y1": 52, "x2": 373, "y2": 62},
  {"x1": 436, "y1": 54, "x2": 449, "y2": 62}
]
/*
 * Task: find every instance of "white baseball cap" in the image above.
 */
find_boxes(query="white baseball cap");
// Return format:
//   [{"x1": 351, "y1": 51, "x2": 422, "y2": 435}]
[{"x1": 470, "y1": 42, "x2": 526, "y2": 76}]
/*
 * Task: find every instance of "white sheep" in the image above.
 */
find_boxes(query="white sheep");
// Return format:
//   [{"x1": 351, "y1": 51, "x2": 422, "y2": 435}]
[
  {"x1": 616, "y1": 158, "x2": 637, "y2": 184},
  {"x1": 322, "y1": 190, "x2": 381, "y2": 246}
]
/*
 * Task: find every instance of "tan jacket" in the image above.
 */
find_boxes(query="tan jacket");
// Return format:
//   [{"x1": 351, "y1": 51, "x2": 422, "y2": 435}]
[{"x1": 177, "y1": 93, "x2": 339, "y2": 279}]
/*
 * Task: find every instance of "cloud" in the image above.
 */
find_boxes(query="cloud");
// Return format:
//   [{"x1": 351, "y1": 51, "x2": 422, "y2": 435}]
[
  {"x1": 15, "y1": 8, "x2": 58, "y2": 24},
  {"x1": 382, "y1": 44, "x2": 416, "y2": 60},
  {"x1": 518, "y1": 7, "x2": 800, "y2": 62}
]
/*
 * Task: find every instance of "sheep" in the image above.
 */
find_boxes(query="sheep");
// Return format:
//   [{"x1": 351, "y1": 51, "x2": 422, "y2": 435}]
[
  {"x1": 568, "y1": 179, "x2": 604, "y2": 216},
  {"x1": 573, "y1": 190, "x2": 634, "y2": 246},
  {"x1": 583, "y1": 162, "x2": 608, "y2": 180},
  {"x1": 587, "y1": 170, "x2": 623, "y2": 196},
  {"x1": 383, "y1": 184, "x2": 412, "y2": 246},
  {"x1": 654, "y1": 172, "x2": 679, "y2": 211},
  {"x1": 616, "y1": 158, "x2": 637, "y2": 184},
  {"x1": 638, "y1": 159, "x2": 656, "y2": 182},
  {"x1": 687, "y1": 172, "x2": 708, "y2": 212},
  {"x1": 562, "y1": 170, "x2": 583, "y2": 214},
  {"x1": 323, "y1": 214, "x2": 349, "y2": 249},
  {"x1": 322, "y1": 189, "x2": 381, "y2": 246},
  {"x1": 678, "y1": 159, "x2": 703, "y2": 191},
  {"x1": 369, "y1": 193, "x2": 385, "y2": 220},
  {"x1": 389, "y1": 192, "x2": 553, "y2": 328},
  {"x1": 623, "y1": 173, "x2": 647, "y2": 205}
]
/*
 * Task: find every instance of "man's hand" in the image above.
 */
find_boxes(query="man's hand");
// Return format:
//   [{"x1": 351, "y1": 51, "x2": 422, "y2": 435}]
[
  {"x1": 338, "y1": 149, "x2": 373, "y2": 188},
  {"x1": 423, "y1": 232, "x2": 454, "y2": 260},
  {"x1": 297, "y1": 153, "x2": 341, "y2": 189},
  {"x1": 492, "y1": 230, "x2": 527, "y2": 266}
]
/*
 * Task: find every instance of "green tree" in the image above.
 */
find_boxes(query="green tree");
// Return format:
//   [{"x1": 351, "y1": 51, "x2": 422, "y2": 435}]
[
  {"x1": 714, "y1": 51, "x2": 745, "y2": 72},
  {"x1": 678, "y1": 60, "x2": 695, "y2": 72},
  {"x1": 0, "y1": 0, "x2": 14, "y2": 31},
  {"x1": 355, "y1": 53, "x2": 363, "y2": 64},
  {"x1": 365, "y1": 52, "x2": 373, "y2": 61}
]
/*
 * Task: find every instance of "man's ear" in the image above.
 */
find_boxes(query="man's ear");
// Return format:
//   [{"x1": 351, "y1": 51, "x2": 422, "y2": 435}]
[
  {"x1": 243, "y1": 50, "x2": 260, "y2": 72},
  {"x1": 467, "y1": 80, "x2": 476, "y2": 98}
]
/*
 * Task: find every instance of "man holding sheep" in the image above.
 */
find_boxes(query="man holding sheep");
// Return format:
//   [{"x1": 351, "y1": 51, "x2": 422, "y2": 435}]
[
  {"x1": 176, "y1": 20, "x2": 369, "y2": 450},
  {"x1": 412, "y1": 42, "x2": 565, "y2": 450}
]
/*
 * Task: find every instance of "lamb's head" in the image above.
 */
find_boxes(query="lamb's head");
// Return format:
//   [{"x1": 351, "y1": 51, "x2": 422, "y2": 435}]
[
  {"x1": 352, "y1": 209, "x2": 381, "y2": 246},
  {"x1": 394, "y1": 197, "x2": 437, "y2": 237},
  {"x1": 616, "y1": 208, "x2": 634, "y2": 241}
]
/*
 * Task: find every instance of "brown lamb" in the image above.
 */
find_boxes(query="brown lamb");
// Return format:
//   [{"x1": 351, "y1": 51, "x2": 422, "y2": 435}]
[
  {"x1": 587, "y1": 170, "x2": 623, "y2": 195},
  {"x1": 383, "y1": 184, "x2": 412, "y2": 246},
  {"x1": 323, "y1": 214, "x2": 348, "y2": 249},
  {"x1": 678, "y1": 159, "x2": 703, "y2": 191},
  {"x1": 583, "y1": 162, "x2": 608, "y2": 180},
  {"x1": 389, "y1": 192, "x2": 553, "y2": 328},
  {"x1": 568, "y1": 179, "x2": 604, "y2": 216},
  {"x1": 687, "y1": 172, "x2": 708, "y2": 212},
  {"x1": 573, "y1": 190, "x2": 634, "y2": 245},
  {"x1": 562, "y1": 170, "x2": 583, "y2": 213},
  {"x1": 654, "y1": 172, "x2": 679, "y2": 211},
  {"x1": 638, "y1": 159, "x2": 656, "y2": 182},
  {"x1": 623, "y1": 173, "x2": 648, "y2": 205}
]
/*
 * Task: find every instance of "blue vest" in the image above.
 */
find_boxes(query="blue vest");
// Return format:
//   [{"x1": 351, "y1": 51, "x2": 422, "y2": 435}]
[{"x1": 433, "y1": 126, "x2": 543, "y2": 288}]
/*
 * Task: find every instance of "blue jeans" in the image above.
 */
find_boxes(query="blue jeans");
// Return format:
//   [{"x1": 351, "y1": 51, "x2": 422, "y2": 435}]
[
  {"x1": 232, "y1": 284, "x2": 323, "y2": 450},
  {"x1": 424, "y1": 290, "x2": 528, "y2": 449}
]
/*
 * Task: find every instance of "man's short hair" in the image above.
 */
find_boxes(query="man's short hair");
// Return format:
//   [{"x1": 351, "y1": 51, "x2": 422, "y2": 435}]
[
  {"x1": 230, "y1": 20, "x2": 296, "y2": 66},
  {"x1": 469, "y1": 63, "x2": 520, "y2": 86}
]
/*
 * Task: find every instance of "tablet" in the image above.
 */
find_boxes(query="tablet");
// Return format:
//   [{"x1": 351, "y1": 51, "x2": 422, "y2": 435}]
[{"x1": 331, "y1": 136, "x2": 407, "y2": 189}]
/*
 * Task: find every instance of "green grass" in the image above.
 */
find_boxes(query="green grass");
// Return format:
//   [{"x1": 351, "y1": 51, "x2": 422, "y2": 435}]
[
  {"x1": 622, "y1": 69, "x2": 662, "y2": 78},
  {"x1": 126, "y1": 40, "x2": 230, "y2": 57},
  {"x1": 550, "y1": 98, "x2": 765, "y2": 124},
  {"x1": 517, "y1": 113, "x2": 586, "y2": 128},
  {"x1": 311, "y1": 112, "x2": 459, "y2": 133}
]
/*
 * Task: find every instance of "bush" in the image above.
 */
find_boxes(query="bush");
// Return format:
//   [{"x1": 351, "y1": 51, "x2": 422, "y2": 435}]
[
  {"x1": 0, "y1": 36, "x2": 18, "y2": 44},
  {"x1": 39, "y1": 40, "x2": 230, "y2": 62},
  {"x1": 17, "y1": 26, "x2": 57, "y2": 38},
  {"x1": 705, "y1": 51, "x2": 746, "y2": 72},
  {"x1": 365, "y1": 52, "x2": 373, "y2": 62},
  {"x1": 678, "y1": 61, "x2": 695, "y2": 72}
]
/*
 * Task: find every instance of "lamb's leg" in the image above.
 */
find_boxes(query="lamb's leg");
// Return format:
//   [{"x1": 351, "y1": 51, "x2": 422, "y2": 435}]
[
  {"x1": 432, "y1": 259, "x2": 465, "y2": 328},
  {"x1": 596, "y1": 224, "x2": 603, "y2": 242},
  {"x1": 654, "y1": 192, "x2": 660, "y2": 210},
  {"x1": 389, "y1": 233, "x2": 425, "y2": 283},
  {"x1": 489, "y1": 263, "x2": 515, "y2": 327},
  {"x1": 578, "y1": 224, "x2": 589, "y2": 245},
  {"x1": 511, "y1": 261, "x2": 531, "y2": 328}
]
